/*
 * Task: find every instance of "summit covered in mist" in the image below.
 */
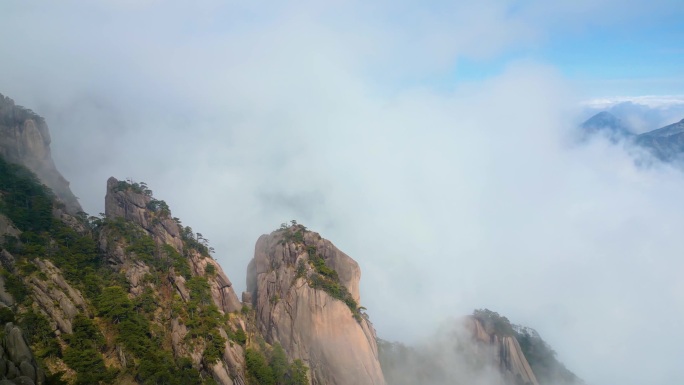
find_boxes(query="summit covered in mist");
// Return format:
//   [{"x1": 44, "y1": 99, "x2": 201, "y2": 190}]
[{"x1": 581, "y1": 109, "x2": 684, "y2": 162}]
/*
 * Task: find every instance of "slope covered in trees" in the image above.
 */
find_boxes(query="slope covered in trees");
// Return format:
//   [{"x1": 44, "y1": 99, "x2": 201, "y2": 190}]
[{"x1": 0, "y1": 156, "x2": 308, "y2": 385}]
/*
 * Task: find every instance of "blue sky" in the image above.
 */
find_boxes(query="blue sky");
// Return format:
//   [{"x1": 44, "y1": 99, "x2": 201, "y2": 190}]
[
  {"x1": 545, "y1": 19, "x2": 684, "y2": 96},
  {"x1": 443, "y1": 1, "x2": 684, "y2": 97}
]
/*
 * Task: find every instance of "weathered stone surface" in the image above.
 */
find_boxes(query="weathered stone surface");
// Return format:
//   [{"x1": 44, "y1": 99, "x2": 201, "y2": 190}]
[
  {"x1": 0, "y1": 324, "x2": 44, "y2": 385},
  {"x1": 465, "y1": 316, "x2": 539, "y2": 385},
  {"x1": 0, "y1": 94, "x2": 81, "y2": 214},
  {"x1": 18, "y1": 360, "x2": 35, "y2": 383},
  {"x1": 0, "y1": 276, "x2": 14, "y2": 307},
  {"x1": 241, "y1": 291, "x2": 252, "y2": 304},
  {"x1": 209, "y1": 362, "x2": 233, "y2": 385},
  {"x1": 105, "y1": 177, "x2": 184, "y2": 251},
  {"x1": 171, "y1": 275, "x2": 190, "y2": 302},
  {"x1": 11, "y1": 377, "x2": 35, "y2": 385},
  {"x1": 105, "y1": 177, "x2": 242, "y2": 313},
  {"x1": 192, "y1": 255, "x2": 242, "y2": 313},
  {"x1": 27, "y1": 259, "x2": 88, "y2": 334},
  {"x1": 248, "y1": 226, "x2": 385, "y2": 385},
  {"x1": 4, "y1": 325, "x2": 31, "y2": 364},
  {"x1": 0, "y1": 251, "x2": 16, "y2": 272},
  {"x1": 6, "y1": 361, "x2": 17, "y2": 379},
  {"x1": 218, "y1": 327, "x2": 246, "y2": 383},
  {"x1": 170, "y1": 318, "x2": 189, "y2": 358},
  {"x1": 125, "y1": 261, "x2": 150, "y2": 296},
  {"x1": 0, "y1": 214, "x2": 20, "y2": 242}
]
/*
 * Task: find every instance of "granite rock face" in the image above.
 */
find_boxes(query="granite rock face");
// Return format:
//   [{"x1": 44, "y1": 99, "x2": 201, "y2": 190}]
[
  {"x1": 26, "y1": 259, "x2": 89, "y2": 334},
  {"x1": 247, "y1": 225, "x2": 385, "y2": 385},
  {"x1": 465, "y1": 316, "x2": 539, "y2": 385},
  {"x1": 0, "y1": 323, "x2": 45, "y2": 385},
  {"x1": 103, "y1": 177, "x2": 242, "y2": 313},
  {"x1": 103, "y1": 177, "x2": 245, "y2": 384},
  {"x1": 0, "y1": 94, "x2": 81, "y2": 214}
]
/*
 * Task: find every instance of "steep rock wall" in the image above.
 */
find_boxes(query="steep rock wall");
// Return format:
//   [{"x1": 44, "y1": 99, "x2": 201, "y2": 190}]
[
  {"x1": 466, "y1": 316, "x2": 539, "y2": 385},
  {"x1": 104, "y1": 177, "x2": 242, "y2": 313},
  {"x1": 247, "y1": 225, "x2": 385, "y2": 385},
  {"x1": 0, "y1": 94, "x2": 81, "y2": 214}
]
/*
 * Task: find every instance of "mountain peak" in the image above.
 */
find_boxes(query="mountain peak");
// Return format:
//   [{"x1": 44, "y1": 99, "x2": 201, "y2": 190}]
[
  {"x1": 0, "y1": 93, "x2": 81, "y2": 214},
  {"x1": 581, "y1": 111, "x2": 632, "y2": 138}
]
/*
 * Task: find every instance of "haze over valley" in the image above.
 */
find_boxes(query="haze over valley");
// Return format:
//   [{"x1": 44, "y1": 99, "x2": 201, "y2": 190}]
[{"x1": 1, "y1": 1, "x2": 684, "y2": 385}]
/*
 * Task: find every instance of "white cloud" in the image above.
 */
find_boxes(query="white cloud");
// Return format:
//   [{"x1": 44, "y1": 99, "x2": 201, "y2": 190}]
[
  {"x1": 583, "y1": 95, "x2": 684, "y2": 109},
  {"x1": 2, "y1": 2, "x2": 684, "y2": 385}
]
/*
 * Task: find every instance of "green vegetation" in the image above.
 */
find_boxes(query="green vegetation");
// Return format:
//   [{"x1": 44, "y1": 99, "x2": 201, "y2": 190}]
[
  {"x1": 245, "y1": 344, "x2": 308, "y2": 385},
  {"x1": 473, "y1": 309, "x2": 582, "y2": 385},
  {"x1": 516, "y1": 328, "x2": 581, "y2": 385},
  {"x1": 278, "y1": 221, "x2": 306, "y2": 244},
  {"x1": 0, "y1": 307, "x2": 14, "y2": 324},
  {"x1": 205, "y1": 263, "x2": 216, "y2": 276},
  {"x1": 307, "y1": 246, "x2": 361, "y2": 322},
  {"x1": 114, "y1": 179, "x2": 152, "y2": 197},
  {"x1": 104, "y1": 216, "x2": 195, "y2": 282},
  {"x1": 97, "y1": 286, "x2": 205, "y2": 384},
  {"x1": 0, "y1": 160, "x2": 218, "y2": 384},
  {"x1": 287, "y1": 359, "x2": 309, "y2": 385},
  {"x1": 0, "y1": 269, "x2": 29, "y2": 304},
  {"x1": 62, "y1": 315, "x2": 115, "y2": 385},
  {"x1": 229, "y1": 326, "x2": 247, "y2": 346},
  {"x1": 165, "y1": 244, "x2": 192, "y2": 279},
  {"x1": 184, "y1": 277, "x2": 227, "y2": 365},
  {"x1": 276, "y1": 222, "x2": 362, "y2": 322},
  {"x1": 245, "y1": 348, "x2": 275, "y2": 385},
  {"x1": 472, "y1": 309, "x2": 515, "y2": 336},
  {"x1": 0, "y1": 159, "x2": 317, "y2": 385},
  {"x1": 180, "y1": 226, "x2": 214, "y2": 256},
  {"x1": 19, "y1": 310, "x2": 61, "y2": 358},
  {"x1": 0, "y1": 155, "x2": 54, "y2": 232},
  {"x1": 0, "y1": 155, "x2": 104, "y2": 298}
]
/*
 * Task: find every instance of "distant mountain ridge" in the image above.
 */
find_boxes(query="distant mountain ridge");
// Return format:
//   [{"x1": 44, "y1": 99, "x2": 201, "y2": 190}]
[
  {"x1": 635, "y1": 118, "x2": 684, "y2": 161},
  {"x1": 581, "y1": 111, "x2": 633, "y2": 141},
  {"x1": 581, "y1": 111, "x2": 684, "y2": 162}
]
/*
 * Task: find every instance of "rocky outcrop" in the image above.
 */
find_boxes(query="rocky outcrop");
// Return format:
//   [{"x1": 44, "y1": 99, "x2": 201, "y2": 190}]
[
  {"x1": 465, "y1": 316, "x2": 539, "y2": 385},
  {"x1": 104, "y1": 177, "x2": 242, "y2": 313},
  {"x1": 27, "y1": 259, "x2": 89, "y2": 335},
  {"x1": 0, "y1": 323, "x2": 45, "y2": 385},
  {"x1": 0, "y1": 94, "x2": 81, "y2": 214},
  {"x1": 103, "y1": 177, "x2": 246, "y2": 384},
  {"x1": 0, "y1": 215, "x2": 20, "y2": 244},
  {"x1": 248, "y1": 226, "x2": 385, "y2": 385},
  {"x1": 104, "y1": 177, "x2": 183, "y2": 251}
]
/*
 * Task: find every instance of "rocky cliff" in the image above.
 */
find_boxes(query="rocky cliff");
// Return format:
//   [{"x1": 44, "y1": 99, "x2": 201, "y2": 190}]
[
  {"x1": 102, "y1": 177, "x2": 248, "y2": 384},
  {"x1": 466, "y1": 316, "x2": 539, "y2": 385},
  {"x1": 0, "y1": 153, "x2": 253, "y2": 384},
  {"x1": 0, "y1": 323, "x2": 46, "y2": 385},
  {"x1": 0, "y1": 92, "x2": 581, "y2": 385},
  {"x1": 378, "y1": 310, "x2": 581, "y2": 385},
  {"x1": 247, "y1": 224, "x2": 386, "y2": 385},
  {"x1": 104, "y1": 176, "x2": 243, "y2": 314},
  {"x1": 0, "y1": 94, "x2": 81, "y2": 214}
]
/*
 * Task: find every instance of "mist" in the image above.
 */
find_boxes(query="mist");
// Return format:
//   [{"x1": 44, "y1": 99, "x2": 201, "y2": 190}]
[{"x1": 2, "y1": 1, "x2": 684, "y2": 385}]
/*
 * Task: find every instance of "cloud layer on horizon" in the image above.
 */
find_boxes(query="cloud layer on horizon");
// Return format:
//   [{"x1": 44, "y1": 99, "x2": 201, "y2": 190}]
[{"x1": 2, "y1": 2, "x2": 684, "y2": 385}]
